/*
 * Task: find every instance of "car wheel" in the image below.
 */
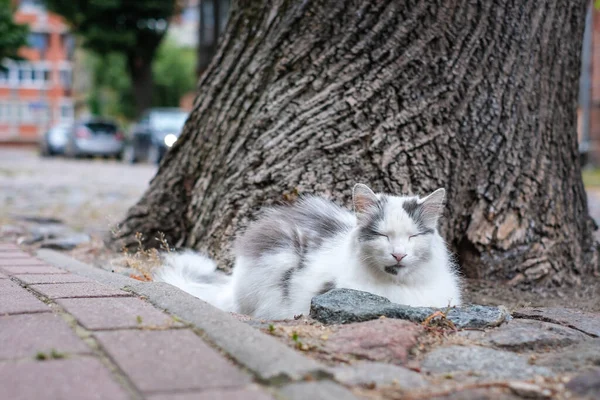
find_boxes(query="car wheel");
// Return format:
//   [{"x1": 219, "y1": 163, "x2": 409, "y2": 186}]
[
  {"x1": 122, "y1": 145, "x2": 137, "y2": 164},
  {"x1": 147, "y1": 144, "x2": 162, "y2": 165}
]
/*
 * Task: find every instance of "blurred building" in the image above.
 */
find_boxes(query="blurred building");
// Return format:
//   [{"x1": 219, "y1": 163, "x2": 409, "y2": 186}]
[
  {"x1": 168, "y1": 0, "x2": 200, "y2": 49},
  {"x1": 0, "y1": 0, "x2": 74, "y2": 144}
]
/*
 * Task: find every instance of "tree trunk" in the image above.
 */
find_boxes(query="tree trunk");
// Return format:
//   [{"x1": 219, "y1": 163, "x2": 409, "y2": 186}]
[
  {"x1": 128, "y1": 55, "x2": 154, "y2": 118},
  {"x1": 111, "y1": 0, "x2": 599, "y2": 288}
]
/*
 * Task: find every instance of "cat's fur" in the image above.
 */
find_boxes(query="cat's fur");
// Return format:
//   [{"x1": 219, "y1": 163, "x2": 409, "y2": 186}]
[{"x1": 155, "y1": 184, "x2": 462, "y2": 319}]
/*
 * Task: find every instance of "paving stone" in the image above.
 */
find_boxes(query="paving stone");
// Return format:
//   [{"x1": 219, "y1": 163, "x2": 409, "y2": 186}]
[
  {"x1": 330, "y1": 361, "x2": 427, "y2": 388},
  {"x1": 421, "y1": 345, "x2": 553, "y2": 381},
  {"x1": 95, "y1": 329, "x2": 251, "y2": 393},
  {"x1": 0, "y1": 243, "x2": 19, "y2": 251},
  {"x1": 310, "y1": 288, "x2": 510, "y2": 328},
  {"x1": 0, "y1": 357, "x2": 129, "y2": 400},
  {"x1": 0, "y1": 279, "x2": 50, "y2": 315},
  {"x1": 566, "y1": 367, "x2": 600, "y2": 397},
  {"x1": 0, "y1": 313, "x2": 90, "y2": 359},
  {"x1": 0, "y1": 251, "x2": 33, "y2": 259},
  {"x1": 514, "y1": 307, "x2": 600, "y2": 337},
  {"x1": 0, "y1": 258, "x2": 48, "y2": 266},
  {"x1": 146, "y1": 386, "x2": 275, "y2": 400},
  {"x1": 29, "y1": 282, "x2": 132, "y2": 299},
  {"x1": 14, "y1": 273, "x2": 93, "y2": 284},
  {"x1": 0, "y1": 271, "x2": 6, "y2": 279},
  {"x1": 1, "y1": 265, "x2": 68, "y2": 275},
  {"x1": 130, "y1": 281, "x2": 327, "y2": 382},
  {"x1": 535, "y1": 339, "x2": 600, "y2": 373},
  {"x1": 427, "y1": 388, "x2": 522, "y2": 400},
  {"x1": 57, "y1": 297, "x2": 178, "y2": 330},
  {"x1": 279, "y1": 381, "x2": 360, "y2": 400},
  {"x1": 324, "y1": 319, "x2": 422, "y2": 364},
  {"x1": 483, "y1": 319, "x2": 589, "y2": 350}
]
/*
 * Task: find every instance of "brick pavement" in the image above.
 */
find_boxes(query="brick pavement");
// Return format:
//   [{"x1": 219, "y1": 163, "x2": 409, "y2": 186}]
[{"x1": 0, "y1": 244, "x2": 284, "y2": 400}]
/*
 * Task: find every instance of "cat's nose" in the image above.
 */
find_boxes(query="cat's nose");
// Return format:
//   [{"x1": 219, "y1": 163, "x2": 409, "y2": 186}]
[{"x1": 391, "y1": 253, "x2": 407, "y2": 262}]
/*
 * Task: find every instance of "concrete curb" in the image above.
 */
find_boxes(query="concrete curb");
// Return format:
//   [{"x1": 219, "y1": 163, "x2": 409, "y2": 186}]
[{"x1": 36, "y1": 249, "x2": 357, "y2": 398}]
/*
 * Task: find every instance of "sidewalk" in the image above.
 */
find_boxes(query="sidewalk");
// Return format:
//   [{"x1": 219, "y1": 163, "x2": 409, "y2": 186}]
[{"x1": 0, "y1": 243, "x2": 356, "y2": 400}]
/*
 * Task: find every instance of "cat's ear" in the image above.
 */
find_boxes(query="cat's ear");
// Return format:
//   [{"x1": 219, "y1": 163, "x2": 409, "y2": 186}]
[
  {"x1": 418, "y1": 188, "x2": 445, "y2": 228},
  {"x1": 353, "y1": 184, "x2": 378, "y2": 215}
]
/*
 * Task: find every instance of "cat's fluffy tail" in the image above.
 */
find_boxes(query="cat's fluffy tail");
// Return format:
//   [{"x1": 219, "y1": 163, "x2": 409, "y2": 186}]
[{"x1": 153, "y1": 251, "x2": 234, "y2": 312}]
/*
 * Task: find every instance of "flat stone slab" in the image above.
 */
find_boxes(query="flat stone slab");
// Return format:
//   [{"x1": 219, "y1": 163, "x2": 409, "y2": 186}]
[
  {"x1": 0, "y1": 313, "x2": 90, "y2": 359},
  {"x1": 0, "y1": 357, "x2": 129, "y2": 400},
  {"x1": 146, "y1": 386, "x2": 276, "y2": 400},
  {"x1": 534, "y1": 339, "x2": 600, "y2": 373},
  {"x1": 14, "y1": 273, "x2": 93, "y2": 284},
  {"x1": 29, "y1": 282, "x2": 132, "y2": 299},
  {"x1": 324, "y1": 319, "x2": 422, "y2": 364},
  {"x1": 0, "y1": 279, "x2": 50, "y2": 315},
  {"x1": 279, "y1": 381, "x2": 360, "y2": 400},
  {"x1": 482, "y1": 319, "x2": 589, "y2": 350},
  {"x1": 421, "y1": 345, "x2": 552, "y2": 381},
  {"x1": 566, "y1": 367, "x2": 600, "y2": 397},
  {"x1": 95, "y1": 329, "x2": 251, "y2": 393},
  {"x1": 310, "y1": 288, "x2": 510, "y2": 328},
  {"x1": 329, "y1": 361, "x2": 427, "y2": 388},
  {"x1": 1, "y1": 265, "x2": 68, "y2": 275},
  {"x1": 0, "y1": 271, "x2": 6, "y2": 279},
  {"x1": 58, "y1": 297, "x2": 179, "y2": 330},
  {"x1": 513, "y1": 307, "x2": 600, "y2": 337}
]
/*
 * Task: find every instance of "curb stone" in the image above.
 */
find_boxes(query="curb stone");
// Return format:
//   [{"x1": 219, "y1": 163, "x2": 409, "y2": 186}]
[{"x1": 36, "y1": 249, "x2": 355, "y2": 397}]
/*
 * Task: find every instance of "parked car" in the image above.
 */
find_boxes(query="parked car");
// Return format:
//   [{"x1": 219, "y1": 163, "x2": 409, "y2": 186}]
[
  {"x1": 64, "y1": 118, "x2": 125, "y2": 159},
  {"x1": 39, "y1": 124, "x2": 71, "y2": 156},
  {"x1": 123, "y1": 108, "x2": 188, "y2": 164}
]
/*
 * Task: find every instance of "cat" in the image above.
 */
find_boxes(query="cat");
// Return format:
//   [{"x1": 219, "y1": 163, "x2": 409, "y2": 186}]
[{"x1": 155, "y1": 183, "x2": 462, "y2": 320}]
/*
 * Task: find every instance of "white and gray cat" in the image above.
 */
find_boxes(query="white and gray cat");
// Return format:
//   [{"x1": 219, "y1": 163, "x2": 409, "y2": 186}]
[{"x1": 155, "y1": 183, "x2": 462, "y2": 320}]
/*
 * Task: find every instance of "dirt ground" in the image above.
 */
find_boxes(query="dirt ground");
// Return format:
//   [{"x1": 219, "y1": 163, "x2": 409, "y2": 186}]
[{"x1": 1, "y1": 147, "x2": 599, "y2": 311}]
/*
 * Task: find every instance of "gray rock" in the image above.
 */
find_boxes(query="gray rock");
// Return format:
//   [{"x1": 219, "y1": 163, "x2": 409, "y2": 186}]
[
  {"x1": 483, "y1": 319, "x2": 589, "y2": 351},
  {"x1": 279, "y1": 381, "x2": 360, "y2": 400},
  {"x1": 421, "y1": 345, "x2": 553, "y2": 381},
  {"x1": 566, "y1": 368, "x2": 600, "y2": 398},
  {"x1": 28, "y1": 224, "x2": 72, "y2": 238},
  {"x1": 513, "y1": 307, "x2": 600, "y2": 338},
  {"x1": 535, "y1": 339, "x2": 600, "y2": 373},
  {"x1": 330, "y1": 361, "x2": 427, "y2": 388},
  {"x1": 40, "y1": 233, "x2": 91, "y2": 250},
  {"x1": 310, "y1": 288, "x2": 510, "y2": 329}
]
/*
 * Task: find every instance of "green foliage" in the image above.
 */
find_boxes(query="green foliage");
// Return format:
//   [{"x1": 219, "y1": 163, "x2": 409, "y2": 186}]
[
  {"x1": 0, "y1": 0, "x2": 29, "y2": 64},
  {"x1": 43, "y1": 0, "x2": 176, "y2": 58},
  {"x1": 85, "y1": 40, "x2": 195, "y2": 122},
  {"x1": 85, "y1": 51, "x2": 135, "y2": 122},
  {"x1": 153, "y1": 39, "x2": 197, "y2": 108},
  {"x1": 45, "y1": 0, "x2": 178, "y2": 116}
]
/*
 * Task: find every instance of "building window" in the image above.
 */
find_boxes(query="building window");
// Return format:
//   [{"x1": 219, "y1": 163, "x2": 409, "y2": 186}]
[
  {"x1": 28, "y1": 32, "x2": 49, "y2": 53},
  {"x1": 59, "y1": 102, "x2": 74, "y2": 122},
  {"x1": 59, "y1": 68, "x2": 72, "y2": 89},
  {"x1": 0, "y1": 68, "x2": 8, "y2": 84},
  {"x1": 61, "y1": 34, "x2": 75, "y2": 60}
]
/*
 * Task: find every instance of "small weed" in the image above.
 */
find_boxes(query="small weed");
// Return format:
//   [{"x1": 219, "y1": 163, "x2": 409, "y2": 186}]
[
  {"x1": 35, "y1": 349, "x2": 66, "y2": 361},
  {"x1": 268, "y1": 324, "x2": 275, "y2": 333},
  {"x1": 120, "y1": 231, "x2": 171, "y2": 281},
  {"x1": 136, "y1": 315, "x2": 143, "y2": 324},
  {"x1": 292, "y1": 332, "x2": 299, "y2": 342},
  {"x1": 50, "y1": 349, "x2": 66, "y2": 359}
]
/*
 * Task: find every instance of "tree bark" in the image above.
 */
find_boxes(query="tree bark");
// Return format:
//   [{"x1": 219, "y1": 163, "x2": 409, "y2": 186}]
[
  {"x1": 128, "y1": 55, "x2": 154, "y2": 118},
  {"x1": 111, "y1": 0, "x2": 599, "y2": 288}
]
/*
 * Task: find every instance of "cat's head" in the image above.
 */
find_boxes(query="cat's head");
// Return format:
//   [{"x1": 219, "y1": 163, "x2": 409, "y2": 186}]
[{"x1": 352, "y1": 183, "x2": 445, "y2": 281}]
